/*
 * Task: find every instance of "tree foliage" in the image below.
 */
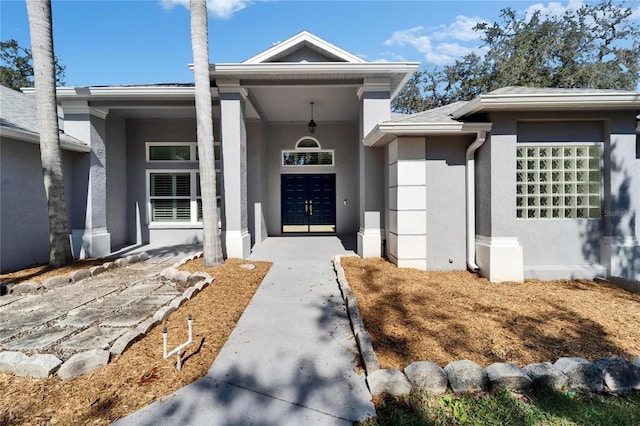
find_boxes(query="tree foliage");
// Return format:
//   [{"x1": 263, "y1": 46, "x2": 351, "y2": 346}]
[
  {"x1": 0, "y1": 38, "x2": 65, "y2": 90},
  {"x1": 392, "y1": 0, "x2": 640, "y2": 113}
]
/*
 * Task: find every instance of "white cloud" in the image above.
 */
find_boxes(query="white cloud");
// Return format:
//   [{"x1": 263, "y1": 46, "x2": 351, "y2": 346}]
[
  {"x1": 384, "y1": 21, "x2": 483, "y2": 66},
  {"x1": 160, "y1": 0, "x2": 249, "y2": 20},
  {"x1": 433, "y1": 15, "x2": 487, "y2": 42},
  {"x1": 385, "y1": 26, "x2": 432, "y2": 52},
  {"x1": 373, "y1": 52, "x2": 409, "y2": 62},
  {"x1": 524, "y1": 0, "x2": 583, "y2": 21}
]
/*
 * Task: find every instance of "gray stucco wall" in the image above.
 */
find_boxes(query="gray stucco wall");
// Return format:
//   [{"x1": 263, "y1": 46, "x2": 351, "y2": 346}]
[
  {"x1": 125, "y1": 118, "x2": 202, "y2": 246},
  {"x1": 246, "y1": 119, "x2": 269, "y2": 245},
  {"x1": 0, "y1": 138, "x2": 78, "y2": 272},
  {"x1": 514, "y1": 117, "x2": 605, "y2": 269},
  {"x1": 265, "y1": 122, "x2": 359, "y2": 236},
  {"x1": 106, "y1": 114, "x2": 128, "y2": 249},
  {"x1": 475, "y1": 134, "x2": 492, "y2": 238},
  {"x1": 425, "y1": 135, "x2": 472, "y2": 270},
  {"x1": 476, "y1": 110, "x2": 639, "y2": 279}
]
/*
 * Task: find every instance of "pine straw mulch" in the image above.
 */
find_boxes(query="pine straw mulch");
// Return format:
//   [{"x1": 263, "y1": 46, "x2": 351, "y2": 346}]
[
  {"x1": 0, "y1": 259, "x2": 109, "y2": 284},
  {"x1": 341, "y1": 257, "x2": 640, "y2": 371},
  {"x1": 0, "y1": 257, "x2": 271, "y2": 425}
]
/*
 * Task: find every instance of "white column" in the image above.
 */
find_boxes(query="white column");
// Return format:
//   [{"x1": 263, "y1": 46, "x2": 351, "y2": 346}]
[
  {"x1": 357, "y1": 79, "x2": 390, "y2": 258},
  {"x1": 62, "y1": 101, "x2": 111, "y2": 258},
  {"x1": 474, "y1": 133, "x2": 524, "y2": 282},
  {"x1": 388, "y1": 138, "x2": 428, "y2": 270},
  {"x1": 219, "y1": 82, "x2": 251, "y2": 259}
]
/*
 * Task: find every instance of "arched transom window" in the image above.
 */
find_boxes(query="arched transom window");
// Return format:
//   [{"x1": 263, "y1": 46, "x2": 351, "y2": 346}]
[{"x1": 282, "y1": 137, "x2": 334, "y2": 166}]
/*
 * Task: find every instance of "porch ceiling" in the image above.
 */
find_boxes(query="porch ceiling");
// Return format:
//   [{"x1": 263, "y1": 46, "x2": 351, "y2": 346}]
[
  {"x1": 212, "y1": 61, "x2": 420, "y2": 124},
  {"x1": 245, "y1": 84, "x2": 359, "y2": 123}
]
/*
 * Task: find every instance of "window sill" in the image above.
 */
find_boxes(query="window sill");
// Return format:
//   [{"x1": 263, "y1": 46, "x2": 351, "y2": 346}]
[{"x1": 149, "y1": 223, "x2": 203, "y2": 229}]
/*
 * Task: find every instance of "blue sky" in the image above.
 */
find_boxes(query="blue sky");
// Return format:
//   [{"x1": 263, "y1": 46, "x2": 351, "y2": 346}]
[{"x1": 1, "y1": 0, "x2": 638, "y2": 87}]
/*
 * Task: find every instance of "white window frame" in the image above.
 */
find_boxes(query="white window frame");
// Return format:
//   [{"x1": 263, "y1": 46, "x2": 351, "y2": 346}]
[
  {"x1": 147, "y1": 169, "x2": 200, "y2": 226},
  {"x1": 146, "y1": 142, "x2": 196, "y2": 163},
  {"x1": 146, "y1": 141, "x2": 222, "y2": 162},
  {"x1": 282, "y1": 149, "x2": 335, "y2": 167},
  {"x1": 282, "y1": 136, "x2": 334, "y2": 167},
  {"x1": 295, "y1": 137, "x2": 321, "y2": 149},
  {"x1": 516, "y1": 142, "x2": 602, "y2": 220}
]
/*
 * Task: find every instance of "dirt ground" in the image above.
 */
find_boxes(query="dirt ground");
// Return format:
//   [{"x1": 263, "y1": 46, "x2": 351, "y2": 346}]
[
  {"x1": 0, "y1": 259, "x2": 109, "y2": 284},
  {"x1": 0, "y1": 257, "x2": 271, "y2": 425},
  {"x1": 341, "y1": 257, "x2": 640, "y2": 371}
]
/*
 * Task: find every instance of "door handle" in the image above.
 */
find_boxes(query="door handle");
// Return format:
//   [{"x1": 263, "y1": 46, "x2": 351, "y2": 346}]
[
  {"x1": 309, "y1": 200, "x2": 313, "y2": 216},
  {"x1": 304, "y1": 200, "x2": 309, "y2": 214}
]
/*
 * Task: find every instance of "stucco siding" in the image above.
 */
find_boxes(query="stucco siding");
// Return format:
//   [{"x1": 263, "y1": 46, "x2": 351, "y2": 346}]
[
  {"x1": 265, "y1": 122, "x2": 359, "y2": 236},
  {"x1": 515, "y1": 118, "x2": 605, "y2": 274},
  {"x1": 246, "y1": 119, "x2": 269, "y2": 245},
  {"x1": 475, "y1": 135, "x2": 492, "y2": 237},
  {"x1": 125, "y1": 118, "x2": 200, "y2": 246},
  {"x1": 106, "y1": 114, "x2": 128, "y2": 249},
  {"x1": 388, "y1": 137, "x2": 428, "y2": 269},
  {"x1": 1, "y1": 138, "x2": 50, "y2": 271},
  {"x1": 425, "y1": 136, "x2": 470, "y2": 270},
  {"x1": 0, "y1": 138, "x2": 77, "y2": 272}
]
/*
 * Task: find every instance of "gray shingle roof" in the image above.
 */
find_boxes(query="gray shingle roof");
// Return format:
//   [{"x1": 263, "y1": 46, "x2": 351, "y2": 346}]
[
  {"x1": 0, "y1": 85, "x2": 39, "y2": 134},
  {"x1": 389, "y1": 101, "x2": 468, "y2": 124},
  {"x1": 0, "y1": 85, "x2": 87, "y2": 148}
]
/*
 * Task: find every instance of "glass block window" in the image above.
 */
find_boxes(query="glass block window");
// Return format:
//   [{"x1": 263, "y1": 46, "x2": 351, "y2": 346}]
[
  {"x1": 282, "y1": 150, "x2": 334, "y2": 166},
  {"x1": 516, "y1": 145, "x2": 601, "y2": 219}
]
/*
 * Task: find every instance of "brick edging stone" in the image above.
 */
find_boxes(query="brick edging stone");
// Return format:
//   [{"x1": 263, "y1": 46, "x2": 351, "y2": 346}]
[
  {"x1": 332, "y1": 255, "x2": 640, "y2": 396},
  {"x1": 0, "y1": 252, "x2": 215, "y2": 380}
]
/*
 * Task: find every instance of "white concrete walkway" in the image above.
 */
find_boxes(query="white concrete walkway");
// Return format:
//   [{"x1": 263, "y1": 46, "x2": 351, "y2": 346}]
[{"x1": 114, "y1": 236, "x2": 374, "y2": 425}]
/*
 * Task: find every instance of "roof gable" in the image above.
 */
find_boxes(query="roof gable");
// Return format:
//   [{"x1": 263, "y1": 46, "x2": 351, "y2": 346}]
[{"x1": 243, "y1": 30, "x2": 365, "y2": 64}]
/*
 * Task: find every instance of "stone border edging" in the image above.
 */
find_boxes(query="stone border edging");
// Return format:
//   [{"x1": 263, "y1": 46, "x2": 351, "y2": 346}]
[
  {"x1": 1, "y1": 252, "x2": 150, "y2": 295},
  {"x1": 0, "y1": 252, "x2": 215, "y2": 380},
  {"x1": 332, "y1": 255, "x2": 640, "y2": 397}
]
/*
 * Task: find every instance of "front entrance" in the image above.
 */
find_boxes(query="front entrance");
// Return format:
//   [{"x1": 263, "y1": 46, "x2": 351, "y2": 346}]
[{"x1": 281, "y1": 174, "x2": 336, "y2": 233}]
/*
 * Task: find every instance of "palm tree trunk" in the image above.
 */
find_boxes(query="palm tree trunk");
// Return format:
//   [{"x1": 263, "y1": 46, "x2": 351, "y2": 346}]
[
  {"x1": 26, "y1": 0, "x2": 74, "y2": 268},
  {"x1": 190, "y1": 0, "x2": 223, "y2": 266}
]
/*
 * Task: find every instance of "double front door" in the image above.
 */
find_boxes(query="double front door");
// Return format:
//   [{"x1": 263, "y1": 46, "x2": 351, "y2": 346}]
[{"x1": 281, "y1": 174, "x2": 336, "y2": 233}]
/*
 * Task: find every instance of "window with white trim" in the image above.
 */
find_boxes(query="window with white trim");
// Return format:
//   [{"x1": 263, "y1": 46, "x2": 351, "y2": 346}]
[
  {"x1": 150, "y1": 172, "x2": 194, "y2": 222},
  {"x1": 147, "y1": 142, "x2": 221, "y2": 224},
  {"x1": 146, "y1": 142, "x2": 221, "y2": 162},
  {"x1": 282, "y1": 137, "x2": 334, "y2": 166},
  {"x1": 516, "y1": 145, "x2": 601, "y2": 219}
]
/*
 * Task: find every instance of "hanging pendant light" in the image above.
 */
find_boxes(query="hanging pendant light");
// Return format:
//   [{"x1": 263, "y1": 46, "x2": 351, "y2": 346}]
[{"x1": 307, "y1": 101, "x2": 317, "y2": 134}]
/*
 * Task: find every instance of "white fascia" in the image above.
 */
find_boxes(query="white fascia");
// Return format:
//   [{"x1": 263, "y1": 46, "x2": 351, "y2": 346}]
[
  {"x1": 22, "y1": 86, "x2": 196, "y2": 100},
  {"x1": 211, "y1": 62, "x2": 420, "y2": 98},
  {"x1": 0, "y1": 127, "x2": 91, "y2": 152},
  {"x1": 363, "y1": 122, "x2": 493, "y2": 147},
  {"x1": 212, "y1": 62, "x2": 419, "y2": 75},
  {"x1": 242, "y1": 30, "x2": 366, "y2": 64},
  {"x1": 452, "y1": 92, "x2": 640, "y2": 118}
]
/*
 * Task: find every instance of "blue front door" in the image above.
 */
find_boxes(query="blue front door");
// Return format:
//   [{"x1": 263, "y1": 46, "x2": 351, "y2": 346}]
[{"x1": 281, "y1": 174, "x2": 336, "y2": 233}]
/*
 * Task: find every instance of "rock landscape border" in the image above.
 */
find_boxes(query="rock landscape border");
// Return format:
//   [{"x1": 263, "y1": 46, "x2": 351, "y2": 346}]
[
  {"x1": 0, "y1": 252, "x2": 215, "y2": 380},
  {"x1": 332, "y1": 255, "x2": 640, "y2": 397}
]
